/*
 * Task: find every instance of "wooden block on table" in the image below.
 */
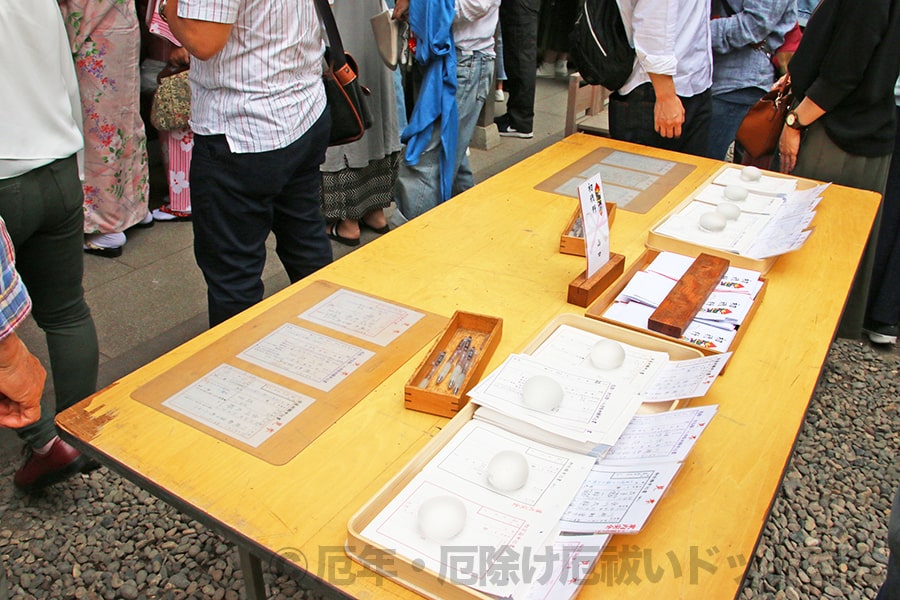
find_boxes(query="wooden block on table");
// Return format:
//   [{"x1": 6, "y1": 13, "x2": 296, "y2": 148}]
[
  {"x1": 648, "y1": 253, "x2": 730, "y2": 338},
  {"x1": 567, "y1": 253, "x2": 625, "y2": 307}
]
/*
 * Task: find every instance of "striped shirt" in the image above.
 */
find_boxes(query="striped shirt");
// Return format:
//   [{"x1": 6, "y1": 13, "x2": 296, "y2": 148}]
[
  {"x1": 0, "y1": 217, "x2": 31, "y2": 341},
  {"x1": 179, "y1": 0, "x2": 328, "y2": 154}
]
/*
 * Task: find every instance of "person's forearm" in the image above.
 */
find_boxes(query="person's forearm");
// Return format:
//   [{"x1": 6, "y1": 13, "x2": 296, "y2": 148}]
[
  {"x1": 648, "y1": 72, "x2": 677, "y2": 102},
  {"x1": 790, "y1": 96, "x2": 826, "y2": 127},
  {"x1": 162, "y1": 0, "x2": 232, "y2": 61},
  {"x1": 648, "y1": 72, "x2": 684, "y2": 138}
]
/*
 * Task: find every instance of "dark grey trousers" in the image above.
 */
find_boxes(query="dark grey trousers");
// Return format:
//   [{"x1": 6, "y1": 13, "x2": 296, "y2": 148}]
[
  {"x1": 0, "y1": 155, "x2": 99, "y2": 448},
  {"x1": 793, "y1": 121, "x2": 891, "y2": 340},
  {"x1": 499, "y1": 0, "x2": 540, "y2": 133}
]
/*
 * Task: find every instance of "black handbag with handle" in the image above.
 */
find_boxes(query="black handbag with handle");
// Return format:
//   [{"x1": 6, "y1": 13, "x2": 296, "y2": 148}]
[{"x1": 313, "y1": 0, "x2": 374, "y2": 146}]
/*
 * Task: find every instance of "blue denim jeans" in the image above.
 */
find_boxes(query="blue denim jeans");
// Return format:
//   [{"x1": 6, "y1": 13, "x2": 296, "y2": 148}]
[
  {"x1": 392, "y1": 51, "x2": 495, "y2": 223},
  {"x1": 707, "y1": 87, "x2": 765, "y2": 161}
]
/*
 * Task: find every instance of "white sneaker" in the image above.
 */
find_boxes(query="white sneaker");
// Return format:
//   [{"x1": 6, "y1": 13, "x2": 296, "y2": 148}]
[
  {"x1": 862, "y1": 322, "x2": 899, "y2": 345},
  {"x1": 554, "y1": 59, "x2": 569, "y2": 78},
  {"x1": 497, "y1": 123, "x2": 534, "y2": 139},
  {"x1": 536, "y1": 62, "x2": 555, "y2": 79},
  {"x1": 494, "y1": 88, "x2": 505, "y2": 102}
]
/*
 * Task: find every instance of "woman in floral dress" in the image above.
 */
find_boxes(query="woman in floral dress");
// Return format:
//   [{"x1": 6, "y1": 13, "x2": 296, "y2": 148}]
[{"x1": 59, "y1": 0, "x2": 151, "y2": 258}]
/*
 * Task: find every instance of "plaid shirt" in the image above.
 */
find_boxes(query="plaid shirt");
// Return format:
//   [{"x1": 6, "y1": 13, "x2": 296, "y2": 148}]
[{"x1": 0, "y1": 217, "x2": 31, "y2": 340}]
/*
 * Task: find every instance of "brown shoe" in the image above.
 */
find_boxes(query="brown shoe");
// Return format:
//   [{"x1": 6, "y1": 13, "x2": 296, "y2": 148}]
[{"x1": 13, "y1": 437, "x2": 91, "y2": 492}]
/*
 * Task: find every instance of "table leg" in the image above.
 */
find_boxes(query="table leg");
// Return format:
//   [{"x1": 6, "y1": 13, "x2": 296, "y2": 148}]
[{"x1": 238, "y1": 545, "x2": 267, "y2": 600}]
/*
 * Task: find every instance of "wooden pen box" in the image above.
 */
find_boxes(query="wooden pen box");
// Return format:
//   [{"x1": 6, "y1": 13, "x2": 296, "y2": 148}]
[
  {"x1": 585, "y1": 248, "x2": 767, "y2": 360},
  {"x1": 404, "y1": 311, "x2": 502, "y2": 418},
  {"x1": 559, "y1": 202, "x2": 617, "y2": 256}
]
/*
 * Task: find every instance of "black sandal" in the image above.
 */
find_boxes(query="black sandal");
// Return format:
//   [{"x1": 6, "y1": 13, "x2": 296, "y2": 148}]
[
  {"x1": 327, "y1": 222, "x2": 360, "y2": 247},
  {"x1": 360, "y1": 219, "x2": 390, "y2": 235}
]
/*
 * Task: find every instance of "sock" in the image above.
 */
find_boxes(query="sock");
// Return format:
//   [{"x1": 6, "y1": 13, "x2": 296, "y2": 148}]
[{"x1": 34, "y1": 436, "x2": 59, "y2": 455}]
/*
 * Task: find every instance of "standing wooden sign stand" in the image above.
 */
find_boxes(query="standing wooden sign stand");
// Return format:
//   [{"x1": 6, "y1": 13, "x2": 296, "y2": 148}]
[{"x1": 567, "y1": 252, "x2": 625, "y2": 307}]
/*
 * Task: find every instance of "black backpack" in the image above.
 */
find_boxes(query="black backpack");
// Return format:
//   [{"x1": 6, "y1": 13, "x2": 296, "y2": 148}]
[{"x1": 568, "y1": 0, "x2": 636, "y2": 90}]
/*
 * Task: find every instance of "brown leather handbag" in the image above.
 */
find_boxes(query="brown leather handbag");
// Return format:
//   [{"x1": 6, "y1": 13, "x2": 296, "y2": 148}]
[{"x1": 735, "y1": 78, "x2": 793, "y2": 159}]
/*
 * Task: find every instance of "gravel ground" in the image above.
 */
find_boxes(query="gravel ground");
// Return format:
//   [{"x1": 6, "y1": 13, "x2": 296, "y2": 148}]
[{"x1": 1, "y1": 338, "x2": 897, "y2": 600}]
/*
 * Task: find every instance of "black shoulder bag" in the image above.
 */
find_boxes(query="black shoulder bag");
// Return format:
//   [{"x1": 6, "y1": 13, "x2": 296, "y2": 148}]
[{"x1": 312, "y1": 0, "x2": 374, "y2": 146}]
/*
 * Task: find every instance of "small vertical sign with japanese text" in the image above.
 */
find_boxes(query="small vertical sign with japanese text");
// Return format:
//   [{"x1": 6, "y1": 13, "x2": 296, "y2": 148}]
[{"x1": 578, "y1": 173, "x2": 611, "y2": 278}]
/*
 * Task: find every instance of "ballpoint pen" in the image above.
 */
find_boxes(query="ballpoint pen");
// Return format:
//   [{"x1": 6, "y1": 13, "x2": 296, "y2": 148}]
[
  {"x1": 435, "y1": 336, "x2": 471, "y2": 384},
  {"x1": 450, "y1": 347, "x2": 476, "y2": 394},
  {"x1": 446, "y1": 343, "x2": 473, "y2": 391},
  {"x1": 417, "y1": 351, "x2": 446, "y2": 388}
]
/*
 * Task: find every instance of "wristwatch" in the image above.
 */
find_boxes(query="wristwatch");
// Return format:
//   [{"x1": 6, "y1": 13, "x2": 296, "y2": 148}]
[
  {"x1": 784, "y1": 109, "x2": 807, "y2": 131},
  {"x1": 158, "y1": 0, "x2": 168, "y2": 21}
]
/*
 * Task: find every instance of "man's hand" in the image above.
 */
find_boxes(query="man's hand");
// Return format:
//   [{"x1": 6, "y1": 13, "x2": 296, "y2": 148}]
[
  {"x1": 393, "y1": 0, "x2": 409, "y2": 21},
  {"x1": 0, "y1": 332, "x2": 44, "y2": 428},
  {"x1": 654, "y1": 94, "x2": 685, "y2": 138},
  {"x1": 169, "y1": 46, "x2": 191, "y2": 68},
  {"x1": 648, "y1": 73, "x2": 684, "y2": 138}
]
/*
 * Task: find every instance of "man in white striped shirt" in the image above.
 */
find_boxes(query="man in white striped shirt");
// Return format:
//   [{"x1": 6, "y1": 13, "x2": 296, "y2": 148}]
[
  {"x1": 162, "y1": 0, "x2": 333, "y2": 327},
  {"x1": 609, "y1": 0, "x2": 713, "y2": 158}
]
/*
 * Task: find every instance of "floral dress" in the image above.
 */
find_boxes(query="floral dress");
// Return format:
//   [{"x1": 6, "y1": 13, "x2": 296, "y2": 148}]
[
  {"x1": 60, "y1": 0, "x2": 149, "y2": 234},
  {"x1": 158, "y1": 128, "x2": 193, "y2": 212}
]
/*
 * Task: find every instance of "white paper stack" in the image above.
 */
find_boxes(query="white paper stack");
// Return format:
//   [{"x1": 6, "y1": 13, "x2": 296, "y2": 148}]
[
  {"x1": 360, "y1": 419, "x2": 597, "y2": 599},
  {"x1": 557, "y1": 405, "x2": 718, "y2": 536},
  {"x1": 470, "y1": 324, "x2": 728, "y2": 452},
  {"x1": 469, "y1": 353, "x2": 645, "y2": 453},
  {"x1": 603, "y1": 251, "x2": 765, "y2": 352},
  {"x1": 652, "y1": 169, "x2": 828, "y2": 259}
]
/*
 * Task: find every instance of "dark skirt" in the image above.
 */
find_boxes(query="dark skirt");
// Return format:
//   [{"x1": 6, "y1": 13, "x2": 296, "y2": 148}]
[
  {"x1": 321, "y1": 152, "x2": 400, "y2": 221},
  {"x1": 537, "y1": 0, "x2": 579, "y2": 54}
]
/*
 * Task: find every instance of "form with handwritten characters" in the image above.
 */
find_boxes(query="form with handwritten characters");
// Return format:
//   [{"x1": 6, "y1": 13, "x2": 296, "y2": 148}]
[
  {"x1": 238, "y1": 323, "x2": 374, "y2": 391},
  {"x1": 162, "y1": 364, "x2": 315, "y2": 447},
  {"x1": 298, "y1": 288, "x2": 425, "y2": 346}
]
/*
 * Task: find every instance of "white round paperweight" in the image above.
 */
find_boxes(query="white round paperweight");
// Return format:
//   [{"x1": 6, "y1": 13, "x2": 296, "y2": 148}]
[
  {"x1": 740, "y1": 166, "x2": 762, "y2": 182},
  {"x1": 699, "y1": 211, "x2": 728, "y2": 232},
  {"x1": 589, "y1": 339, "x2": 626, "y2": 370},
  {"x1": 418, "y1": 496, "x2": 467, "y2": 541},
  {"x1": 521, "y1": 375, "x2": 564, "y2": 412},
  {"x1": 716, "y1": 201, "x2": 741, "y2": 220},
  {"x1": 723, "y1": 184, "x2": 749, "y2": 202},
  {"x1": 487, "y1": 450, "x2": 530, "y2": 492}
]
